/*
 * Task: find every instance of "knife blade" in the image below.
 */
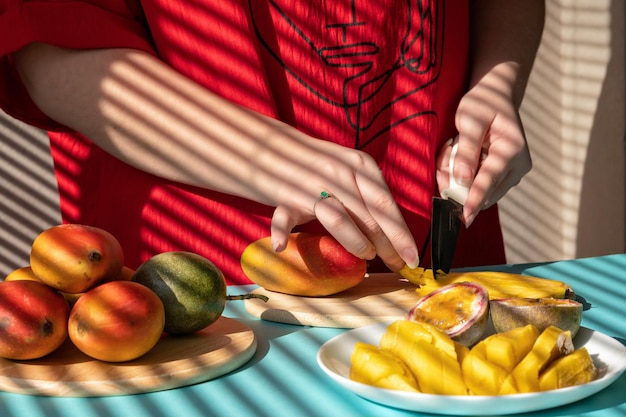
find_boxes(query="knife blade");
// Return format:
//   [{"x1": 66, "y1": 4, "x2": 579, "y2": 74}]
[{"x1": 431, "y1": 140, "x2": 469, "y2": 276}]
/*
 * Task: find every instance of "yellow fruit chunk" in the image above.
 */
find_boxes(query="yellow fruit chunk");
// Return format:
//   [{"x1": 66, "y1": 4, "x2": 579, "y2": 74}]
[
  {"x1": 350, "y1": 342, "x2": 419, "y2": 392},
  {"x1": 500, "y1": 326, "x2": 574, "y2": 394},
  {"x1": 380, "y1": 320, "x2": 467, "y2": 395},
  {"x1": 461, "y1": 350, "x2": 506, "y2": 395},
  {"x1": 484, "y1": 325, "x2": 540, "y2": 371},
  {"x1": 380, "y1": 320, "x2": 461, "y2": 364},
  {"x1": 462, "y1": 325, "x2": 539, "y2": 395},
  {"x1": 399, "y1": 266, "x2": 571, "y2": 300},
  {"x1": 539, "y1": 347, "x2": 597, "y2": 391},
  {"x1": 398, "y1": 265, "x2": 432, "y2": 285},
  {"x1": 350, "y1": 318, "x2": 598, "y2": 396},
  {"x1": 409, "y1": 339, "x2": 468, "y2": 395}
]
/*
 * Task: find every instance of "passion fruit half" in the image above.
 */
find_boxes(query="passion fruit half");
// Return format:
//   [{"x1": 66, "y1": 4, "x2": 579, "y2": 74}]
[
  {"x1": 406, "y1": 282, "x2": 489, "y2": 346},
  {"x1": 490, "y1": 298, "x2": 583, "y2": 337}
]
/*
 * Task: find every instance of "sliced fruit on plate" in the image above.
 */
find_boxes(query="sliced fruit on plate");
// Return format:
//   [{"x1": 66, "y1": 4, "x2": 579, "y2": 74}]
[
  {"x1": 379, "y1": 320, "x2": 468, "y2": 395},
  {"x1": 538, "y1": 347, "x2": 597, "y2": 391},
  {"x1": 462, "y1": 324, "x2": 540, "y2": 395},
  {"x1": 406, "y1": 282, "x2": 489, "y2": 346},
  {"x1": 405, "y1": 338, "x2": 468, "y2": 395},
  {"x1": 398, "y1": 266, "x2": 573, "y2": 300},
  {"x1": 500, "y1": 325, "x2": 574, "y2": 394},
  {"x1": 350, "y1": 341, "x2": 419, "y2": 392}
]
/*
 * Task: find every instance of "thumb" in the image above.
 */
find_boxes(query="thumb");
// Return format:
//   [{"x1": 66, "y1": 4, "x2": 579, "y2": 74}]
[{"x1": 451, "y1": 135, "x2": 481, "y2": 189}]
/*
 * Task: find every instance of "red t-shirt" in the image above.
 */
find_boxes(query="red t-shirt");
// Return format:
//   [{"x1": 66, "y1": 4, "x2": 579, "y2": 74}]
[{"x1": 0, "y1": 0, "x2": 505, "y2": 284}]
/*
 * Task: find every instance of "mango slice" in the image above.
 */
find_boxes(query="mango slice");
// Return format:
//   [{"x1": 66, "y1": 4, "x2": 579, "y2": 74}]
[
  {"x1": 349, "y1": 321, "x2": 598, "y2": 395},
  {"x1": 380, "y1": 320, "x2": 467, "y2": 395},
  {"x1": 538, "y1": 347, "x2": 597, "y2": 391},
  {"x1": 500, "y1": 325, "x2": 574, "y2": 394},
  {"x1": 483, "y1": 325, "x2": 540, "y2": 371},
  {"x1": 350, "y1": 342, "x2": 419, "y2": 392},
  {"x1": 462, "y1": 324, "x2": 539, "y2": 395},
  {"x1": 461, "y1": 351, "x2": 507, "y2": 395},
  {"x1": 405, "y1": 339, "x2": 468, "y2": 395},
  {"x1": 399, "y1": 267, "x2": 572, "y2": 300}
]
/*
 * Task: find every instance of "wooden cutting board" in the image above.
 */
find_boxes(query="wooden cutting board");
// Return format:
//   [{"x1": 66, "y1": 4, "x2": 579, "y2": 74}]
[
  {"x1": 0, "y1": 316, "x2": 256, "y2": 397},
  {"x1": 244, "y1": 273, "x2": 421, "y2": 328}
]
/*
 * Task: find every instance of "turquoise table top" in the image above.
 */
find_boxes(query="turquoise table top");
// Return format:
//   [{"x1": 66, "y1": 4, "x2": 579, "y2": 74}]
[{"x1": 1, "y1": 255, "x2": 625, "y2": 417}]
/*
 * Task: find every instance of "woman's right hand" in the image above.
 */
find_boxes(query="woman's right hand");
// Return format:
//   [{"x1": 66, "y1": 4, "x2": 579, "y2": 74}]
[
  {"x1": 262, "y1": 122, "x2": 419, "y2": 271},
  {"x1": 14, "y1": 44, "x2": 419, "y2": 271}
]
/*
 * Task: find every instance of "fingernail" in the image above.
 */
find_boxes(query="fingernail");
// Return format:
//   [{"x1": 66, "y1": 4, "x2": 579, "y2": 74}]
[
  {"x1": 272, "y1": 240, "x2": 284, "y2": 252},
  {"x1": 454, "y1": 163, "x2": 474, "y2": 188},
  {"x1": 465, "y1": 212, "x2": 476, "y2": 228},
  {"x1": 402, "y1": 248, "x2": 420, "y2": 269}
]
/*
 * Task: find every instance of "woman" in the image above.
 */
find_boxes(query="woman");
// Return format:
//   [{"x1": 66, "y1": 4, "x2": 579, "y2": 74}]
[{"x1": 0, "y1": 1, "x2": 543, "y2": 283}]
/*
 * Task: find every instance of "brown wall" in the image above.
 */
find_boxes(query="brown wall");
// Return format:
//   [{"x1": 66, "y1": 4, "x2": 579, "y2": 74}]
[
  {"x1": 500, "y1": 0, "x2": 626, "y2": 263},
  {"x1": 0, "y1": 111, "x2": 61, "y2": 276}
]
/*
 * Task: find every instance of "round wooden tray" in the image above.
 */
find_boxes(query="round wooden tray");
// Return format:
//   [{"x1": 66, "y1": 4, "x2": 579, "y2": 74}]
[{"x1": 0, "y1": 316, "x2": 256, "y2": 397}]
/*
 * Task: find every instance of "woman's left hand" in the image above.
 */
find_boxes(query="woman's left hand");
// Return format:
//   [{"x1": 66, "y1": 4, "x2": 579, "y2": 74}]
[{"x1": 436, "y1": 63, "x2": 532, "y2": 227}]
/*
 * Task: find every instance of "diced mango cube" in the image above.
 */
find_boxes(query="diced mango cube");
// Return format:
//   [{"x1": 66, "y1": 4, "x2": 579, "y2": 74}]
[
  {"x1": 380, "y1": 319, "x2": 460, "y2": 359},
  {"x1": 539, "y1": 347, "x2": 596, "y2": 391},
  {"x1": 500, "y1": 325, "x2": 574, "y2": 394},
  {"x1": 380, "y1": 320, "x2": 466, "y2": 395},
  {"x1": 462, "y1": 324, "x2": 539, "y2": 395},
  {"x1": 350, "y1": 342, "x2": 419, "y2": 392},
  {"x1": 483, "y1": 325, "x2": 540, "y2": 371},
  {"x1": 455, "y1": 342, "x2": 470, "y2": 363},
  {"x1": 404, "y1": 339, "x2": 467, "y2": 395},
  {"x1": 462, "y1": 346, "x2": 508, "y2": 395},
  {"x1": 380, "y1": 320, "x2": 434, "y2": 355}
]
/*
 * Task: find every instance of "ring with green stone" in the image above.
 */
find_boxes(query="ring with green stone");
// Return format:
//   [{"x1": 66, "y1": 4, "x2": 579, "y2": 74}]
[{"x1": 313, "y1": 191, "x2": 334, "y2": 212}]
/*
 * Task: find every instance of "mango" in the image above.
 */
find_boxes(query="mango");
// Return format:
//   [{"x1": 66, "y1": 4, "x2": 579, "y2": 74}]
[
  {"x1": 380, "y1": 320, "x2": 467, "y2": 395},
  {"x1": 68, "y1": 281, "x2": 165, "y2": 362},
  {"x1": 350, "y1": 342, "x2": 419, "y2": 392},
  {"x1": 490, "y1": 297, "x2": 582, "y2": 337},
  {"x1": 399, "y1": 267, "x2": 572, "y2": 300},
  {"x1": 241, "y1": 233, "x2": 366, "y2": 296},
  {"x1": 539, "y1": 347, "x2": 597, "y2": 391},
  {"x1": 30, "y1": 224, "x2": 124, "y2": 294},
  {"x1": 4, "y1": 266, "x2": 41, "y2": 282},
  {"x1": 500, "y1": 326, "x2": 574, "y2": 394},
  {"x1": 0, "y1": 280, "x2": 70, "y2": 360},
  {"x1": 462, "y1": 324, "x2": 539, "y2": 395}
]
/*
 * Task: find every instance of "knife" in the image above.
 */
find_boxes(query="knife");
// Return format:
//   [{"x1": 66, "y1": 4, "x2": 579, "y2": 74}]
[{"x1": 431, "y1": 140, "x2": 470, "y2": 276}]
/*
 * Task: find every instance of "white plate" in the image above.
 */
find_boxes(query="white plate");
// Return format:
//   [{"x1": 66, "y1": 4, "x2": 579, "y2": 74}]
[{"x1": 317, "y1": 323, "x2": 626, "y2": 415}]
